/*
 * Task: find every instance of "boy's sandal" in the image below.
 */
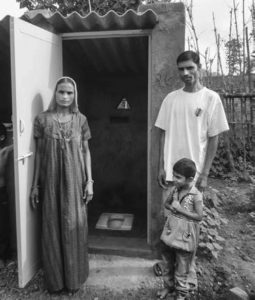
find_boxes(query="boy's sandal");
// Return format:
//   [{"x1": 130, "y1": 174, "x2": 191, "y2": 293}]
[
  {"x1": 175, "y1": 291, "x2": 189, "y2": 300},
  {"x1": 157, "y1": 287, "x2": 175, "y2": 299},
  {"x1": 188, "y1": 283, "x2": 197, "y2": 292},
  {"x1": 153, "y1": 262, "x2": 163, "y2": 276}
]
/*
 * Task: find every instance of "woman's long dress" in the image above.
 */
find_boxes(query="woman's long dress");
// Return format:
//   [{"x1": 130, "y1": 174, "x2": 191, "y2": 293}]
[{"x1": 34, "y1": 111, "x2": 91, "y2": 292}]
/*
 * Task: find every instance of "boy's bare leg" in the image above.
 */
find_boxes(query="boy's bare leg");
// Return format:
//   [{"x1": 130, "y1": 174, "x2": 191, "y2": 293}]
[{"x1": 157, "y1": 242, "x2": 175, "y2": 299}]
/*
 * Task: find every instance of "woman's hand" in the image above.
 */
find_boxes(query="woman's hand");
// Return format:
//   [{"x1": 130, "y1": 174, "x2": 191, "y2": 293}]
[
  {"x1": 83, "y1": 180, "x2": 94, "y2": 205},
  {"x1": 30, "y1": 186, "x2": 40, "y2": 209}
]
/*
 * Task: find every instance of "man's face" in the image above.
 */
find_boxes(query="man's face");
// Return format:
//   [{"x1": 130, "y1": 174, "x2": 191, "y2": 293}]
[{"x1": 177, "y1": 60, "x2": 200, "y2": 87}]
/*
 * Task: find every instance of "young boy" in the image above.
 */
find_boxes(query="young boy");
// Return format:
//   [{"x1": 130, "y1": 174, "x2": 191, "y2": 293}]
[{"x1": 157, "y1": 158, "x2": 203, "y2": 300}]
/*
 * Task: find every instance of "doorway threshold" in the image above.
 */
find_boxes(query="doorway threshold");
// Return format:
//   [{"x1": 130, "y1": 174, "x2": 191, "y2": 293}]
[{"x1": 88, "y1": 235, "x2": 155, "y2": 259}]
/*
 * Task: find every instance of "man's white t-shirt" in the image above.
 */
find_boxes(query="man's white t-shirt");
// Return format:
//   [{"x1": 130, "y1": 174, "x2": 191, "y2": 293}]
[{"x1": 155, "y1": 87, "x2": 229, "y2": 181}]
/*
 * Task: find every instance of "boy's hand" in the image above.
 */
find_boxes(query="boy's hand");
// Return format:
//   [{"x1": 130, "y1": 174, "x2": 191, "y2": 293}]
[
  {"x1": 164, "y1": 200, "x2": 172, "y2": 210},
  {"x1": 171, "y1": 200, "x2": 181, "y2": 212}
]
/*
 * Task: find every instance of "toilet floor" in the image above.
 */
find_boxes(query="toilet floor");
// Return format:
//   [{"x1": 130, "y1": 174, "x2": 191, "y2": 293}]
[{"x1": 88, "y1": 211, "x2": 147, "y2": 239}]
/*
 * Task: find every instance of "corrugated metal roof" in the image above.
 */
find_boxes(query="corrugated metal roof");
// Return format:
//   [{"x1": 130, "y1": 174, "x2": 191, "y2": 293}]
[
  {"x1": 22, "y1": 9, "x2": 155, "y2": 76},
  {"x1": 63, "y1": 36, "x2": 148, "y2": 76},
  {"x1": 0, "y1": 9, "x2": 157, "y2": 76},
  {"x1": 22, "y1": 9, "x2": 158, "y2": 33}
]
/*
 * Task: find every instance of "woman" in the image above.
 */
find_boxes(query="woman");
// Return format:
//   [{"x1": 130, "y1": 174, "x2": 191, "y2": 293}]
[{"x1": 30, "y1": 77, "x2": 93, "y2": 293}]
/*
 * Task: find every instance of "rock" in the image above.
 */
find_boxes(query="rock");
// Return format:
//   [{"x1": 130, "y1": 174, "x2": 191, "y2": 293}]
[{"x1": 228, "y1": 287, "x2": 249, "y2": 300}]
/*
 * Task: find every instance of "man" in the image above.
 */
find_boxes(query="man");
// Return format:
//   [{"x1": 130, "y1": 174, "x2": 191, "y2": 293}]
[{"x1": 154, "y1": 51, "x2": 229, "y2": 294}]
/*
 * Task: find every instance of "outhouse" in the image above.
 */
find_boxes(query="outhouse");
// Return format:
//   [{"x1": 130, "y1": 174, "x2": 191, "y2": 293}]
[{"x1": 0, "y1": 3, "x2": 185, "y2": 287}]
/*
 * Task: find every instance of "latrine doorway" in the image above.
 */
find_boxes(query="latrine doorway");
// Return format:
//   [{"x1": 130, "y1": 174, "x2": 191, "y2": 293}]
[{"x1": 62, "y1": 33, "x2": 151, "y2": 251}]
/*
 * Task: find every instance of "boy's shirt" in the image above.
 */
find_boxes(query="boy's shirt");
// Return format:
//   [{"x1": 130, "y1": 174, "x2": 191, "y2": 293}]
[{"x1": 166, "y1": 185, "x2": 203, "y2": 215}]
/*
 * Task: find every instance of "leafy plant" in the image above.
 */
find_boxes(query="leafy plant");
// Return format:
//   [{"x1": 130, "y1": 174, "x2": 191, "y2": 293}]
[
  {"x1": 225, "y1": 38, "x2": 242, "y2": 75},
  {"x1": 198, "y1": 202, "x2": 226, "y2": 259},
  {"x1": 210, "y1": 135, "x2": 230, "y2": 178},
  {"x1": 210, "y1": 133, "x2": 255, "y2": 180}
]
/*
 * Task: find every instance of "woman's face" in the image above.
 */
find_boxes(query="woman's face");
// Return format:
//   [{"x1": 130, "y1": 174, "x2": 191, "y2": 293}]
[{"x1": 55, "y1": 82, "x2": 75, "y2": 108}]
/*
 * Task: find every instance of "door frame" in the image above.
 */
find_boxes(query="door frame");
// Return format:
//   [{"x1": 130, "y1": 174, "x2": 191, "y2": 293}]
[{"x1": 61, "y1": 30, "x2": 152, "y2": 245}]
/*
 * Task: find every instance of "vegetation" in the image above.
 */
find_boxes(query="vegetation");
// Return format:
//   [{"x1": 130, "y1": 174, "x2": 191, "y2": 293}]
[
  {"x1": 198, "y1": 195, "x2": 227, "y2": 260},
  {"x1": 225, "y1": 38, "x2": 243, "y2": 75},
  {"x1": 16, "y1": 0, "x2": 141, "y2": 16}
]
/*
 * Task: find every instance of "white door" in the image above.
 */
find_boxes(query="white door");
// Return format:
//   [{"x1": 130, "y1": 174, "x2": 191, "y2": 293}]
[{"x1": 10, "y1": 17, "x2": 62, "y2": 287}]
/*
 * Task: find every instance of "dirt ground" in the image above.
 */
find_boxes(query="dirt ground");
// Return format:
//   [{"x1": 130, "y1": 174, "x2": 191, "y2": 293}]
[
  {"x1": 0, "y1": 178, "x2": 255, "y2": 300},
  {"x1": 197, "y1": 178, "x2": 255, "y2": 299}
]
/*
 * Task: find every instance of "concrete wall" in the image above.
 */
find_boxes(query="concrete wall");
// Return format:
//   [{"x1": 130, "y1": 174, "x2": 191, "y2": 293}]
[{"x1": 139, "y1": 3, "x2": 185, "y2": 246}]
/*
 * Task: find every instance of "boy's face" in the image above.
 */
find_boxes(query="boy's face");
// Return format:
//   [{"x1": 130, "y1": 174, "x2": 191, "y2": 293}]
[
  {"x1": 177, "y1": 59, "x2": 200, "y2": 87},
  {"x1": 172, "y1": 171, "x2": 191, "y2": 189}
]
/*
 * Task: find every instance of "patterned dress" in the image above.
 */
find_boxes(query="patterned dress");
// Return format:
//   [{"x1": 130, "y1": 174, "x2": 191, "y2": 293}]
[{"x1": 34, "y1": 111, "x2": 91, "y2": 292}]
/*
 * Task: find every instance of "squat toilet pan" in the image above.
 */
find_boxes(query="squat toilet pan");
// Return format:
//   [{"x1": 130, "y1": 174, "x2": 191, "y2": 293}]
[{"x1": 96, "y1": 213, "x2": 134, "y2": 231}]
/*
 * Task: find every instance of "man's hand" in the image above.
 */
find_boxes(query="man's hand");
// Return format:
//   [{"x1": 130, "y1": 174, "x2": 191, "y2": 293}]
[
  {"x1": 196, "y1": 173, "x2": 208, "y2": 192},
  {"x1": 158, "y1": 168, "x2": 168, "y2": 189}
]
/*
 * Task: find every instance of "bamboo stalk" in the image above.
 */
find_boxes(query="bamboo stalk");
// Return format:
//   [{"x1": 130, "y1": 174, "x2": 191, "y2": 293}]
[
  {"x1": 212, "y1": 12, "x2": 220, "y2": 75},
  {"x1": 186, "y1": 1, "x2": 200, "y2": 53},
  {"x1": 213, "y1": 13, "x2": 226, "y2": 89},
  {"x1": 233, "y1": 0, "x2": 242, "y2": 75},
  {"x1": 88, "y1": 0, "x2": 92, "y2": 12},
  {"x1": 242, "y1": 0, "x2": 246, "y2": 90},
  {"x1": 246, "y1": 27, "x2": 252, "y2": 92},
  {"x1": 228, "y1": 9, "x2": 233, "y2": 75}
]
